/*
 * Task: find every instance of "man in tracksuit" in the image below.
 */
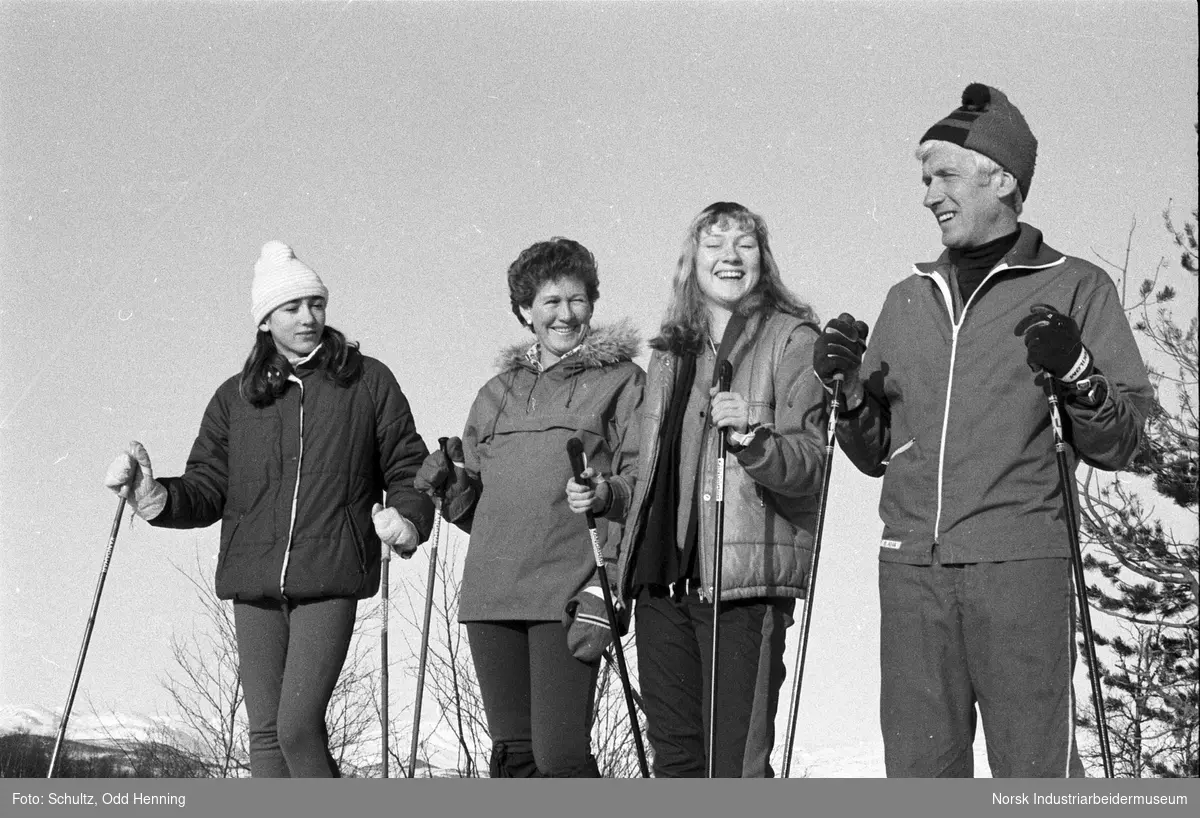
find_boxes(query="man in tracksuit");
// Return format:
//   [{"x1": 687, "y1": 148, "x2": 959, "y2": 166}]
[{"x1": 813, "y1": 83, "x2": 1154, "y2": 777}]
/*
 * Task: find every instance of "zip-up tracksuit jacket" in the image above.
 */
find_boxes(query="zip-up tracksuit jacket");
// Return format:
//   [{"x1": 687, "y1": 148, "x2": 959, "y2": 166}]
[
  {"x1": 837, "y1": 223, "x2": 1153, "y2": 563},
  {"x1": 837, "y1": 222, "x2": 1153, "y2": 777},
  {"x1": 150, "y1": 354, "x2": 435, "y2": 602}
]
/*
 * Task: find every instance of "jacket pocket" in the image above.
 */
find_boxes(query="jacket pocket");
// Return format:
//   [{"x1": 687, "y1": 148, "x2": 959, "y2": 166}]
[
  {"x1": 884, "y1": 437, "x2": 916, "y2": 465},
  {"x1": 214, "y1": 513, "x2": 244, "y2": 599},
  {"x1": 343, "y1": 506, "x2": 368, "y2": 575},
  {"x1": 217, "y1": 513, "x2": 243, "y2": 574}
]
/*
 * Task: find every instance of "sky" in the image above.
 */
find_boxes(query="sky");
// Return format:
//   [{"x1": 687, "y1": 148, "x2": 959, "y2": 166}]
[{"x1": 1, "y1": 0, "x2": 1197, "y2": 775}]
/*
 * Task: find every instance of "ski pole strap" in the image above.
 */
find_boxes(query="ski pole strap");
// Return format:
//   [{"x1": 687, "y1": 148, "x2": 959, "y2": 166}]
[{"x1": 711, "y1": 312, "x2": 747, "y2": 388}]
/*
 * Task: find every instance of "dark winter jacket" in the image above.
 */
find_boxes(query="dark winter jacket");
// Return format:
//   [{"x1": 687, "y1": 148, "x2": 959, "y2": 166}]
[
  {"x1": 150, "y1": 351, "x2": 435, "y2": 601},
  {"x1": 456, "y1": 322, "x2": 645, "y2": 622},
  {"x1": 837, "y1": 223, "x2": 1154, "y2": 564},
  {"x1": 615, "y1": 310, "x2": 828, "y2": 603}
]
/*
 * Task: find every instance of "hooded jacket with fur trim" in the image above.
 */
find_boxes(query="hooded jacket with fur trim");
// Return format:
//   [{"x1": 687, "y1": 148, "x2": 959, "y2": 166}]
[{"x1": 456, "y1": 321, "x2": 645, "y2": 622}]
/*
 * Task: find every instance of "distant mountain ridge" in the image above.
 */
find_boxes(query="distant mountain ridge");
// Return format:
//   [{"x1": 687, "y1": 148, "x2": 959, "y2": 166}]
[
  {"x1": 1, "y1": 704, "x2": 465, "y2": 778},
  {"x1": 0, "y1": 704, "x2": 198, "y2": 752}
]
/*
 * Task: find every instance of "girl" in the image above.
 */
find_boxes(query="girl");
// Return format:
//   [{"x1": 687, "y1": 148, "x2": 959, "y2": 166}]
[{"x1": 104, "y1": 240, "x2": 434, "y2": 777}]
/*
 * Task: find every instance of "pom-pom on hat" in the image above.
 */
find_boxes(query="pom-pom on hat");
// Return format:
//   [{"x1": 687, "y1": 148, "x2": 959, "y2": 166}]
[
  {"x1": 920, "y1": 83, "x2": 1038, "y2": 199},
  {"x1": 251, "y1": 241, "x2": 329, "y2": 325}
]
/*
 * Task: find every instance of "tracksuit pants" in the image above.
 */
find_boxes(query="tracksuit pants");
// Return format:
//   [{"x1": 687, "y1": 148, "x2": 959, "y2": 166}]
[
  {"x1": 879, "y1": 553, "x2": 1086, "y2": 777},
  {"x1": 634, "y1": 585, "x2": 794, "y2": 777}
]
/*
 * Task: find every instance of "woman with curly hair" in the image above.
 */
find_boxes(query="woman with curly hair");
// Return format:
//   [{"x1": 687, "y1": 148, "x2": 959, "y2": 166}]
[{"x1": 417, "y1": 237, "x2": 644, "y2": 777}]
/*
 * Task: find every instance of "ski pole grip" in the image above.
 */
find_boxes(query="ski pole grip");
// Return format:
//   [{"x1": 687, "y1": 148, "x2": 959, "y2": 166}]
[
  {"x1": 430, "y1": 436, "x2": 453, "y2": 506},
  {"x1": 566, "y1": 437, "x2": 603, "y2": 563},
  {"x1": 566, "y1": 437, "x2": 596, "y2": 520},
  {"x1": 566, "y1": 436, "x2": 589, "y2": 489},
  {"x1": 718, "y1": 360, "x2": 732, "y2": 393}
]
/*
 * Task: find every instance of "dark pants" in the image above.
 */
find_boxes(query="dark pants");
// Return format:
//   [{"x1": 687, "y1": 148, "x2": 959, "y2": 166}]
[
  {"x1": 466, "y1": 620, "x2": 601, "y2": 777},
  {"x1": 233, "y1": 597, "x2": 357, "y2": 778},
  {"x1": 879, "y1": 554, "x2": 1086, "y2": 778},
  {"x1": 634, "y1": 585, "x2": 793, "y2": 778}
]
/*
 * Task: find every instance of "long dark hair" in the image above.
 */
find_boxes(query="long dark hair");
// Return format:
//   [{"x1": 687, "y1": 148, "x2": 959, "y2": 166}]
[
  {"x1": 651, "y1": 202, "x2": 816, "y2": 355},
  {"x1": 239, "y1": 325, "x2": 363, "y2": 407}
]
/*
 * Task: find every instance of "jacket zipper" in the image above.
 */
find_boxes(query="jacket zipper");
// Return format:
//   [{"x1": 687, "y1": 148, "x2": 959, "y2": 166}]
[
  {"x1": 698, "y1": 425, "x2": 725, "y2": 604},
  {"x1": 916, "y1": 258, "x2": 1062, "y2": 541},
  {"x1": 698, "y1": 345, "x2": 723, "y2": 603},
  {"x1": 278, "y1": 375, "x2": 305, "y2": 598}
]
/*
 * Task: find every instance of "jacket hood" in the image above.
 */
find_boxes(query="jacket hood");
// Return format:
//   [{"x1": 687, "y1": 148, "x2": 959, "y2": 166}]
[{"x1": 496, "y1": 319, "x2": 642, "y2": 374}]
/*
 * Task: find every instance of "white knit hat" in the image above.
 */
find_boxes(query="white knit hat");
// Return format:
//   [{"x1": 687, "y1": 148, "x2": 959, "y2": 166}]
[{"x1": 251, "y1": 241, "x2": 329, "y2": 325}]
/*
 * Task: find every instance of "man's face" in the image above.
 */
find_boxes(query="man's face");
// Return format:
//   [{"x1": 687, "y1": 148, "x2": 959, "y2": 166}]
[{"x1": 920, "y1": 142, "x2": 1012, "y2": 249}]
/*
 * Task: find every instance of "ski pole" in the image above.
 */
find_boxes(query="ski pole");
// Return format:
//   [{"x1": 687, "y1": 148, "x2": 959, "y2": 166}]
[
  {"x1": 48, "y1": 497, "x2": 127, "y2": 778},
  {"x1": 409, "y1": 437, "x2": 448, "y2": 778},
  {"x1": 566, "y1": 436, "x2": 650, "y2": 778},
  {"x1": 1042, "y1": 377, "x2": 1115, "y2": 778},
  {"x1": 380, "y1": 533, "x2": 391, "y2": 778},
  {"x1": 781, "y1": 375, "x2": 843, "y2": 778},
  {"x1": 706, "y1": 360, "x2": 732, "y2": 778}
]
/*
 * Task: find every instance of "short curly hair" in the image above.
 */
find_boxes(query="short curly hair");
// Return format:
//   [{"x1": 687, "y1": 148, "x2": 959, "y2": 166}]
[{"x1": 507, "y1": 237, "x2": 600, "y2": 327}]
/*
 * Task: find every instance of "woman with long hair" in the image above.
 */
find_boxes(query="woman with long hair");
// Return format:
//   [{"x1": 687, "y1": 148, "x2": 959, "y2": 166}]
[
  {"x1": 104, "y1": 240, "x2": 434, "y2": 777},
  {"x1": 416, "y1": 237, "x2": 644, "y2": 777},
  {"x1": 583, "y1": 202, "x2": 827, "y2": 777}
]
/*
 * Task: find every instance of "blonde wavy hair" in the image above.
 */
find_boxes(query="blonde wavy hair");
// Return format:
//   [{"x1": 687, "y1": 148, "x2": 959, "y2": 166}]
[{"x1": 650, "y1": 201, "x2": 816, "y2": 354}]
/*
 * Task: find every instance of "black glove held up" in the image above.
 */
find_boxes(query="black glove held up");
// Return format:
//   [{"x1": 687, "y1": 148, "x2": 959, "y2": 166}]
[
  {"x1": 1013, "y1": 304, "x2": 1094, "y2": 382},
  {"x1": 813, "y1": 313, "x2": 869, "y2": 385}
]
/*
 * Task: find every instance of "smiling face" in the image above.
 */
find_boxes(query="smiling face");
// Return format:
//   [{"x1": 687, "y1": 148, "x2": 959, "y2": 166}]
[
  {"x1": 921, "y1": 142, "x2": 1017, "y2": 249},
  {"x1": 519, "y1": 277, "x2": 594, "y2": 367},
  {"x1": 260, "y1": 295, "x2": 326, "y2": 363},
  {"x1": 694, "y1": 220, "x2": 762, "y2": 317}
]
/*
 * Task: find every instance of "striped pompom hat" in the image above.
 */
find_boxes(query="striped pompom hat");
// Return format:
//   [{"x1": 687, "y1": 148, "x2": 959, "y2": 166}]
[
  {"x1": 251, "y1": 241, "x2": 328, "y2": 325},
  {"x1": 920, "y1": 83, "x2": 1038, "y2": 199}
]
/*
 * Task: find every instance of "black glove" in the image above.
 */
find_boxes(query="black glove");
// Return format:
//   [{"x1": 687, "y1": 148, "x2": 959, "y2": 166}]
[
  {"x1": 415, "y1": 438, "x2": 455, "y2": 494},
  {"x1": 562, "y1": 585, "x2": 617, "y2": 663},
  {"x1": 1014, "y1": 304, "x2": 1094, "y2": 382},
  {"x1": 414, "y1": 437, "x2": 475, "y2": 523},
  {"x1": 813, "y1": 313, "x2": 869, "y2": 385}
]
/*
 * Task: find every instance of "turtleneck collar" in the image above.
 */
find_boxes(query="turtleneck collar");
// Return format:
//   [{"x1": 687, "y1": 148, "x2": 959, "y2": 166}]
[{"x1": 949, "y1": 229, "x2": 1021, "y2": 304}]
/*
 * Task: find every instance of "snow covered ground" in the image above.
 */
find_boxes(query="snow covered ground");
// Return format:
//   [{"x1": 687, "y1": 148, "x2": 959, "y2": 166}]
[
  {"x1": 3, "y1": 703, "x2": 993, "y2": 778},
  {"x1": 783, "y1": 738, "x2": 992, "y2": 778}
]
